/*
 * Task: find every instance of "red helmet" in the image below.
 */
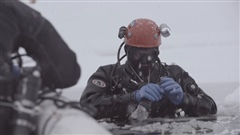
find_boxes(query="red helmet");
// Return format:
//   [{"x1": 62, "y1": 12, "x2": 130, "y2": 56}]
[{"x1": 124, "y1": 18, "x2": 161, "y2": 48}]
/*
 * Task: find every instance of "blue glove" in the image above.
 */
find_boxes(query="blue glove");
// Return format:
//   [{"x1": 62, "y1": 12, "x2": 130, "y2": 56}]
[
  {"x1": 160, "y1": 77, "x2": 183, "y2": 105},
  {"x1": 135, "y1": 83, "x2": 164, "y2": 102}
]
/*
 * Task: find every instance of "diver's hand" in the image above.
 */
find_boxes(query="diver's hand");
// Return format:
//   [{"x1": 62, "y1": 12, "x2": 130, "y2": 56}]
[
  {"x1": 160, "y1": 77, "x2": 183, "y2": 105},
  {"x1": 135, "y1": 83, "x2": 164, "y2": 102}
]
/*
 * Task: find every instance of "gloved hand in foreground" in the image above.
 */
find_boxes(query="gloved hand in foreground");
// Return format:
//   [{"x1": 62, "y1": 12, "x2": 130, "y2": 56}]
[
  {"x1": 135, "y1": 83, "x2": 164, "y2": 102},
  {"x1": 160, "y1": 77, "x2": 184, "y2": 105}
]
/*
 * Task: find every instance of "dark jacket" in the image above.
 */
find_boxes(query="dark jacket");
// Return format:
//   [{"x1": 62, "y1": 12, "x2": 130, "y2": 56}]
[
  {"x1": 0, "y1": 0, "x2": 80, "y2": 88},
  {"x1": 80, "y1": 62, "x2": 217, "y2": 122}
]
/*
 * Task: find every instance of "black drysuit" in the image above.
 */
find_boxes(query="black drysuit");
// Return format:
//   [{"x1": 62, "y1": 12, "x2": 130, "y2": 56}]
[
  {"x1": 0, "y1": 0, "x2": 80, "y2": 88},
  {"x1": 80, "y1": 62, "x2": 217, "y2": 122}
]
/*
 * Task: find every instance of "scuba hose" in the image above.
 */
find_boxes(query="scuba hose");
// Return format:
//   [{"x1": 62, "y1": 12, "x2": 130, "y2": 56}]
[
  {"x1": 110, "y1": 42, "x2": 126, "y2": 91},
  {"x1": 12, "y1": 65, "x2": 42, "y2": 135},
  {"x1": 0, "y1": 57, "x2": 42, "y2": 135},
  {"x1": 1, "y1": 52, "x2": 83, "y2": 135},
  {"x1": 110, "y1": 26, "x2": 128, "y2": 91}
]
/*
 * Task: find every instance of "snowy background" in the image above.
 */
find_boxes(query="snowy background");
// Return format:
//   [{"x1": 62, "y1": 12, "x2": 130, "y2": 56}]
[{"x1": 22, "y1": 0, "x2": 239, "y2": 114}]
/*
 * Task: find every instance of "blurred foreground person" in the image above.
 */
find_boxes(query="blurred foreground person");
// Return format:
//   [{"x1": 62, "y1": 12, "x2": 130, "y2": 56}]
[
  {"x1": 0, "y1": 0, "x2": 80, "y2": 134},
  {"x1": 80, "y1": 18, "x2": 217, "y2": 123}
]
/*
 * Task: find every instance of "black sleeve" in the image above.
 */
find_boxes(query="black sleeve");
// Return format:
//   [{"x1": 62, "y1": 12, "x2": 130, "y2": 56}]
[
  {"x1": 80, "y1": 65, "x2": 137, "y2": 119},
  {"x1": 168, "y1": 65, "x2": 217, "y2": 116},
  {"x1": 22, "y1": 19, "x2": 81, "y2": 88},
  {"x1": 1, "y1": 1, "x2": 80, "y2": 88}
]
